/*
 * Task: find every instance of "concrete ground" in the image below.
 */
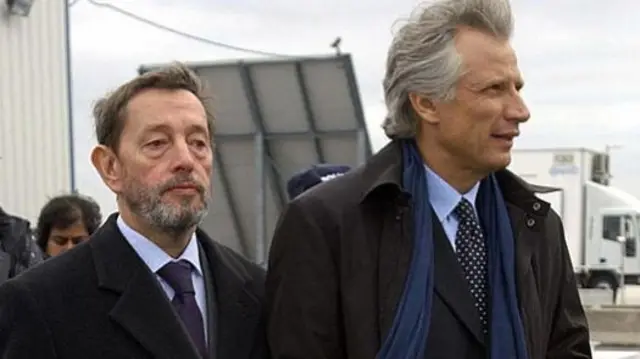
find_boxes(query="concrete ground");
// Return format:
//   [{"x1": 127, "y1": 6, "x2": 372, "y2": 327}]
[
  {"x1": 580, "y1": 285, "x2": 640, "y2": 307},
  {"x1": 617, "y1": 286, "x2": 640, "y2": 305},
  {"x1": 586, "y1": 285, "x2": 640, "y2": 351},
  {"x1": 595, "y1": 350, "x2": 640, "y2": 359}
]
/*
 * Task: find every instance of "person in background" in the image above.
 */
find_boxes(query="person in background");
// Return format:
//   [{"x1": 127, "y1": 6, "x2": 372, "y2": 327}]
[
  {"x1": 0, "y1": 63, "x2": 267, "y2": 359},
  {"x1": 0, "y1": 206, "x2": 43, "y2": 285},
  {"x1": 265, "y1": 0, "x2": 591, "y2": 358},
  {"x1": 286, "y1": 164, "x2": 351, "y2": 200},
  {"x1": 36, "y1": 194, "x2": 102, "y2": 258}
]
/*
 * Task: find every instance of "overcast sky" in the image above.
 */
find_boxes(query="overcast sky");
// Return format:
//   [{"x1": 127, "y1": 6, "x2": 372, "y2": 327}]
[{"x1": 69, "y1": 0, "x2": 640, "y2": 215}]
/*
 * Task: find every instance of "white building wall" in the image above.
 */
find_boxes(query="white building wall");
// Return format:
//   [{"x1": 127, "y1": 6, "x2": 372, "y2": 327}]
[{"x1": 0, "y1": 2, "x2": 72, "y2": 223}]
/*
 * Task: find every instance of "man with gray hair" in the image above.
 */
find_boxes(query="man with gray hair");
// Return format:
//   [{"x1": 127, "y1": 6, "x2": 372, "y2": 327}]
[
  {"x1": 0, "y1": 63, "x2": 267, "y2": 359},
  {"x1": 266, "y1": 0, "x2": 591, "y2": 358}
]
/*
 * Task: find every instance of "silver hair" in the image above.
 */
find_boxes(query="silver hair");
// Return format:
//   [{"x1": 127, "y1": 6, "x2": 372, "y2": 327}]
[{"x1": 382, "y1": 0, "x2": 514, "y2": 139}]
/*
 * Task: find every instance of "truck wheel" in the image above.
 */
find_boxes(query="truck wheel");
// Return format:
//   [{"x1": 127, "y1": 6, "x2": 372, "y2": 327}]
[{"x1": 587, "y1": 274, "x2": 618, "y2": 289}]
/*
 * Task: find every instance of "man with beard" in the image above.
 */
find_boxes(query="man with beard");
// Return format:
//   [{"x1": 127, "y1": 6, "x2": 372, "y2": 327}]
[{"x1": 0, "y1": 63, "x2": 267, "y2": 359}]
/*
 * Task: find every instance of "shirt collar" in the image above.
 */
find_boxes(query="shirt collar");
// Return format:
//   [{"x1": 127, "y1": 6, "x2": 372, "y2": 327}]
[
  {"x1": 424, "y1": 165, "x2": 480, "y2": 222},
  {"x1": 116, "y1": 215, "x2": 202, "y2": 276}
]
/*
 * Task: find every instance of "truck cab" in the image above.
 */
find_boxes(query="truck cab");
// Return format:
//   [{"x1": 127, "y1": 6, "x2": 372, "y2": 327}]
[
  {"x1": 587, "y1": 208, "x2": 640, "y2": 288},
  {"x1": 581, "y1": 182, "x2": 640, "y2": 288}
]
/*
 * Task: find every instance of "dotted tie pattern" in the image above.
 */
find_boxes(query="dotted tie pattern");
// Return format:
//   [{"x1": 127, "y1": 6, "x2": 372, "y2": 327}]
[{"x1": 454, "y1": 198, "x2": 489, "y2": 334}]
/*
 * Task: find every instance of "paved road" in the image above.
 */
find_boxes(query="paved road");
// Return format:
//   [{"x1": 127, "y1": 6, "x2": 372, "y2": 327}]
[
  {"x1": 580, "y1": 285, "x2": 640, "y2": 307},
  {"x1": 582, "y1": 286, "x2": 640, "y2": 355},
  {"x1": 595, "y1": 350, "x2": 640, "y2": 359},
  {"x1": 617, "y1": 285, "x2": 640, "y2": 305}
]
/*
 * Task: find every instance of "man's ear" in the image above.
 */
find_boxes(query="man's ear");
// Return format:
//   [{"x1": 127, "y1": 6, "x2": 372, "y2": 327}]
[
  {"x1": 408, "y1": 92, "x2": 440, "y2": 125},
  {"x1": 90, "y1": 145, "x2": 124, "y2": 193}
]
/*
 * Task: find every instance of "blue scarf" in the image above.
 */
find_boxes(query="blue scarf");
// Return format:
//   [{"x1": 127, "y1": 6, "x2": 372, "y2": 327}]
[{"x1": 377, "y1": 140, "x2": 528, "y2": 359}]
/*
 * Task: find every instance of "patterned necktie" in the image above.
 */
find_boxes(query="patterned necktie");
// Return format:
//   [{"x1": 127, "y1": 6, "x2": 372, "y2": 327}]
[
  {"x1": 157, "y1": 260, "x2": 208, "y2": 358},
  {"x1": 454, "y1": 198, "x2": 489, "y2": 334}
]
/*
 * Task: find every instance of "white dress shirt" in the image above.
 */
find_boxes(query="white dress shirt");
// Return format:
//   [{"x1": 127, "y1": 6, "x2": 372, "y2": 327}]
[
  {"x1": 424, "y1": 165, "x2": 481, "y2": 251},
  {"x1": 116, "y1": 216, "x2": 208, "y2": 339}
]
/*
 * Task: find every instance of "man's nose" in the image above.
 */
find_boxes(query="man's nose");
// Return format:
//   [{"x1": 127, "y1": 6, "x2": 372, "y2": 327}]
[
  {"x1": 171, "y1": 139, "x2": 196, "y2": 171},
  {"x1": 506, "y1": 94, "x2": 530, "y2": 123}
]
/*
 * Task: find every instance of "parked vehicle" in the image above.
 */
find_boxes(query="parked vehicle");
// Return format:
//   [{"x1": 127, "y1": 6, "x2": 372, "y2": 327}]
[{"x1": 509, "y1": 148, "x2": 640, "y2": 289}]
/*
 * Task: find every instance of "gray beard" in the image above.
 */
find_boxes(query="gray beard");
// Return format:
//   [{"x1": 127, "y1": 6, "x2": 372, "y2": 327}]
[
  {"x1": 134, "y1": 196, "x2": 208, "y2": 237},
  {"x1": 123, "y1": 178, "x2": 209, "y2": 237}
]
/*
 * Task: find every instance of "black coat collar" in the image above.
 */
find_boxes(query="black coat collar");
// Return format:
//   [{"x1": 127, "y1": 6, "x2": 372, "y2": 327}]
[{"x1": 357, "y1": 140, "x2": 556, "y2": 216}]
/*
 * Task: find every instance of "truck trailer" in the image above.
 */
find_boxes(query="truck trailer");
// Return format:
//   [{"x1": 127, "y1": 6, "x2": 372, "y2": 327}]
[{"x1": 509, "y1": 148, "x2": 640, "y2": 289}]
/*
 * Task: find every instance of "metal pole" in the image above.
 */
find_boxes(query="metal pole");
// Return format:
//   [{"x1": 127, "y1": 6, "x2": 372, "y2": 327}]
[
  {"x1": 356, "y1": 129, "x2": 367, "y2": 165},
  {"x1": 619, "y1": 236, "x2": 626, "y2": 305},
  {"x1": 255, "y1": 133, "x2": 266, "y2": 267}
]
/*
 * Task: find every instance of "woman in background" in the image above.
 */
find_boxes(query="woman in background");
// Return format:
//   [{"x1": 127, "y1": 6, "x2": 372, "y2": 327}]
[{"x1": 36, "y1": 194, "x2": 102, "y2": 258}]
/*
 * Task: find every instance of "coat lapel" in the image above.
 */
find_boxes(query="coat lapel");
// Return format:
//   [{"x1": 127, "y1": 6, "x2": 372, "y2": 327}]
[
  {"x1": 507, "y1": 201, "x2": 544, "y2": 359},
  {"x1": 377, "y1": 199, "x2": 413, "y2": 342},
  {"x1": 90, "y1": 214, "x2": 200, "y2": 359},
  {"x1": 507, "y1": 203, "x2": 536, "y2": 286},
  {"x1": 198, "y1": 230, "x2": 262, "y2": 359},
  {"x1": 376, "y1": 201, "x2": 485, "y2": 345},
  {"x1": 432, "y1": 218, "x2": 485, "y2": 345},
  {"x1": 0, "y1": 251, "x2": 10, "y2": 283},
  {"x1": 199, "y1": 242, "x2": 218, "y2": 358},
  {"x1": 496, "y1": 169, "x2": 551, "y2": 298}
]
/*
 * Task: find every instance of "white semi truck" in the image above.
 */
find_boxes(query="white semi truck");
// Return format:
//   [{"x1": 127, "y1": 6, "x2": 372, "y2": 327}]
[{"x1": 509, "y1": 148, "x2": 640, "y2": 289}]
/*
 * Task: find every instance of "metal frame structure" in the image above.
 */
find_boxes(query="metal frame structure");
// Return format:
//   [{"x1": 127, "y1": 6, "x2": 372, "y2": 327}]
[
  {"x1": 139, "y1": 54, "x2": 372, "y2": 263},
  {"x1": 64, "y1": 0, "x2": 75, "y2": 192}
]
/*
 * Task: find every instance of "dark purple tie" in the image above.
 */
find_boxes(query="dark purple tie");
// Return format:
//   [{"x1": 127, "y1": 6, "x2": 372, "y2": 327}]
[{"x1": 157, "y1": 260, "x2": 207, "y2": 358}]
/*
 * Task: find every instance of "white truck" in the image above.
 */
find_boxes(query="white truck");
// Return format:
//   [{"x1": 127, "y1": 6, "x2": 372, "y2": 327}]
[{"x1": 509, "y1": 148, "x2": 640, "y2": 289}]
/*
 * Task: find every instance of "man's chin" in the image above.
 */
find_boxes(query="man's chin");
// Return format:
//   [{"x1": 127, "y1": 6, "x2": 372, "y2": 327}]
[
  {"x1": 476, "y1": 156, "x2": 511, "y2": 176},
  {"x1": 150, "y1": 211, "x2": 204, "y2": 231},
  {"x1": 165, "y1": 203, "x2": 207, "y2": 219}
]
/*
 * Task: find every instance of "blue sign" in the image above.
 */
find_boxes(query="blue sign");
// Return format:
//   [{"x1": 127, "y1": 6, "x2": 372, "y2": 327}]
[{"x1": 549, "y1": 165, "x2": 579, "y2": 176}]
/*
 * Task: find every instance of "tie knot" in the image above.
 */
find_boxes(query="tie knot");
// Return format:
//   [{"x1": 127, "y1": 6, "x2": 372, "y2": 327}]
[
  {"x1": 454, "y1": 198, "x2": 476, "y2": 221},
  {"x1": 157, "y1": 260, "x2": 195, "y2": 295}
]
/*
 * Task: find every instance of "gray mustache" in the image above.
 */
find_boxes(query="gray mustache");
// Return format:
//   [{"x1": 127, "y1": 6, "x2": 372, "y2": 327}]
[{"x1": 159, "y1": 175, "x2": 206, "y2": 195}]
